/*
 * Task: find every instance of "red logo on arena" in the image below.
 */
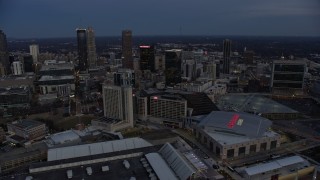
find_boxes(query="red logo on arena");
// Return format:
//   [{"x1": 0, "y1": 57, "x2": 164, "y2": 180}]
[{"x1": 227, "y1": 114, "x2": 240, "y2": 129}]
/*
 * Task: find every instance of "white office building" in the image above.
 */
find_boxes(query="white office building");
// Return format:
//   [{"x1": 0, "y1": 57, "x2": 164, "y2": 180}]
[
  {"x1": 11, "y1": 61, "x2": 24, "y2": 75},
  {"x1": 29, "y1": 44, "x2": 39, "y2": 63},
  {"x1": 100, "y1": 85, "x2": 133, "y2": 131}
]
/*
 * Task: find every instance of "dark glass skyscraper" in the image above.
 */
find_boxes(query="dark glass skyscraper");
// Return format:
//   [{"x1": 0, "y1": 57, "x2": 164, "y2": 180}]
[
  {"x1": 77, "y1": 29, "x2": 88, "y2": 71},
  {"x1": 139, "y1": 45, "x2": 155, "y2": 72},
  {"x1": 223, "y1": 39, "x2": 231, "y2": 74},
  {"x1": 165, "y1": 50, "x2": 182, "y2": 86},
  {"x1": 122, "y1": 30, "x2": 133, "y2": 69},
  {"x1": 0, "y1": 30, "x2": 10, "y2": 75}
]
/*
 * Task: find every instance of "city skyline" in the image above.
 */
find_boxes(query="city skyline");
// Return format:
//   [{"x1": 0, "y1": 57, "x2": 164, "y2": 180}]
[{"x1": 1, "y1": 0, "x2": 320, "y2": 38}]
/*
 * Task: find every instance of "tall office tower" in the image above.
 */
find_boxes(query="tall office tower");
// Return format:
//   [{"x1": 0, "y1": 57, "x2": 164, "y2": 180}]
[
  {"x1": 0, "y1": 30, "x2": 10, "y2": 75},
  {"x1": 102, "y1": 85, "x2": 133, "y2": 127},
  {"x1": 222, "y1": 39, "x2": 232, "y2": 74},
  {"x1": 23, "y1": 55, "x2": 34, "y2": 73},
  {"x1": 29, "y1": 44, "x2": 39, "y2": 63},
  {"x1": 122, "y1": 30, "x2": 133, "y2": 69},
  {"x1": 11, "y1": 61, "x2": 24, "y2": 75},
  {"x1": 139, "y1": 45, "x2": 155, "y2": 72},
  {"x1": 76, "y1": 28, "x2": 88, "y2": 71},
  {"x1": 86, "y1": 27, "x2": 97, "y2": 68},
  {"x1": 165, "y1": 49, "x2": 182, "y2": 86}
]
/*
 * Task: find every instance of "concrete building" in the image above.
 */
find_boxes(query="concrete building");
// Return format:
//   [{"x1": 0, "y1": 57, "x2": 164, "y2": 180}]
[
  {"x1": 122, "y1": 30, "x2": 133, "y2": 69},
  {"x1": 7, "y1": 119, "x2": 46, "y2": 141},
  {"x1": 192, "y1": 111, "x2": 281, "y2": 159},
  {"x1": 29, "y1": 44, "x2": 39, "y2": 63},
  {"x1": 271, "y1": 60, "x2": 307, "y2": 96},
  {"x1": 38, "y1": 75, "x2": 75, "y2": 96},
  {"x1": 11, "y1": 61, "x2": 24, "y2": 75},
  {"x1": 101, "y1": 85, "x2": 133, "y2": 131},
  {"x1": 0, "y1": 74, "x2": 35, "y2": 90},
  {"x1": 86, "y1": 27, "x2": 97, "y2": 68}
]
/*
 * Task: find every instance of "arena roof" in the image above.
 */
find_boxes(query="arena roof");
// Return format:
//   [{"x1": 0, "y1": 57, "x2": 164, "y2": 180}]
[
  {"x1": 47, "y1": 137, "x2": 152, "y2": 161},
  {"x1": 198, "y1": 111, "x2": 272, "y2": 138}
]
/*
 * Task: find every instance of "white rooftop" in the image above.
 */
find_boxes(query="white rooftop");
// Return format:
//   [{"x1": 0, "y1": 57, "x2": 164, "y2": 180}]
[
  {"x1": 245, "y1": 156, "x2": 307, "y2": 176},
  {"x1": 46, "y1": 130, "x2": 81, "y2": 147},
  {"x1": 145, "y1": 153, "x2": 178, "y2": 180},
  {"x1": 47, "y1": 137, "x2": 152, "y2": 161}
]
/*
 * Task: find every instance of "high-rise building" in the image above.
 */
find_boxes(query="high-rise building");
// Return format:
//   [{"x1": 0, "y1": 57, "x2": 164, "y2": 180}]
[
  {"x1": 165, "y1": 49, "x2": 182, "y2": 86},
  {"x1": 223, "y1": 39, "x2": 232, "y2": 74},
  {"x1": 86, "y1": 27, "x2": 97, "y2": 68},
  {"x1": 122, "y1": 30, "x2": 133, "y2": 69},
  {"x1": 271, "y1": 60, "x2": 306, "y2": 96},
  {"x1": 0, "y1": 30, "x2": 10, "y2": 75},
  {"x1": 102, "y1": 85, "x2": 134, "y2": 128},
  {"x1": 76, "y1": 28, "x2": 88, "y2": 71},
  {"x1": 23, "y1": 55, "x2": 34, "y2": 73},
  {"x1": 11, "y1": 61, "x2": 24, "y2": 75},
  {"x1": 139, "y1": 45, "x2": 155, "y2": 72},
  {"x1": 29, "y1": 44, "x2": 39, "y2": 63}
]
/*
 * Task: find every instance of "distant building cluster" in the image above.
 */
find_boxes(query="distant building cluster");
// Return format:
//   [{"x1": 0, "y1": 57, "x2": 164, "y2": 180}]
[{"x1": 0, "y1": 27, "x2": 319, "y2": 180}]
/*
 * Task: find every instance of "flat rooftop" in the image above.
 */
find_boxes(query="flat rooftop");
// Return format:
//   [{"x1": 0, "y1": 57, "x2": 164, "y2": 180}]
[
  {"x1": 217, "y1": 94, "x2": 298, "y2": 114},
  {"x1": 9, "y1": 119, "x2": 44, "y2": 130},
  {"x1": 38, "y1": 75, "x2": 74, "y2": 81}
]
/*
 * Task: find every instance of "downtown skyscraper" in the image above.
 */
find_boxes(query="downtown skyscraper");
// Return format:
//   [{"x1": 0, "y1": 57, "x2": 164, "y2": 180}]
[
  {"x1": 122, "y1": 30, "x2": 133, "y2": 69},
  {"x1": 0, "y1": 30, "x2": 10, "y2": 75},
  {"x1": 222, "y1": 39, "x2": 232, "y2": 74},
  {"x1": 86, "y1": 27, "x2": 97, "y2": 68},
  {"x1": 76, "y1": 28, "x2": 88, "y2": 71}
]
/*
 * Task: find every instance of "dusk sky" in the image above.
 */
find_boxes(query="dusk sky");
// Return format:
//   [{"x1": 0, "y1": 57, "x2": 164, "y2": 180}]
[{"x1": 1, "y1": 0, "x2": 320, "y2": 38}]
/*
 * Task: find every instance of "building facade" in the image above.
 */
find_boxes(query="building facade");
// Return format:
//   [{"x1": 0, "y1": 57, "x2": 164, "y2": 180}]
[
  {"x1": 139, "y1": 45, "x2": 155, "y2": 72},
  {"x1": 150, "y1": 94, "x2": 187, "y2": 123},
  {"x1": 77, "y1": 29, "x2": 88, "y2": 71},
  {"x1": 113, "y1": 68, "x2": 135, "y2": 87},
  {"x1": 102, "y1": 85, "x2": 134, "y2": 130},
  {"x1": 0, "y1": 30, "x2": 10, "y2": 75},
  {"x1": 86, "y1": 27, "x2": 97, "y2": 68},
  {"x1": 222, "y1": 39, "x2": 231, "y2": 74},
  {"x1": 271, "y1": 60, "x2": 306, "y2": 96},
  {"x1": 7, "y1": 120, "x2": 46, "y2": 141},
  {"x1": 11, "y1": 61, "x2": 24, "y2": 75},
  {"x1": 29, "y1": 44, "x2": 39, "y2": 63},
  {"x1": 122, "y1": 30, "x2": 133, "y2": 69}
]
